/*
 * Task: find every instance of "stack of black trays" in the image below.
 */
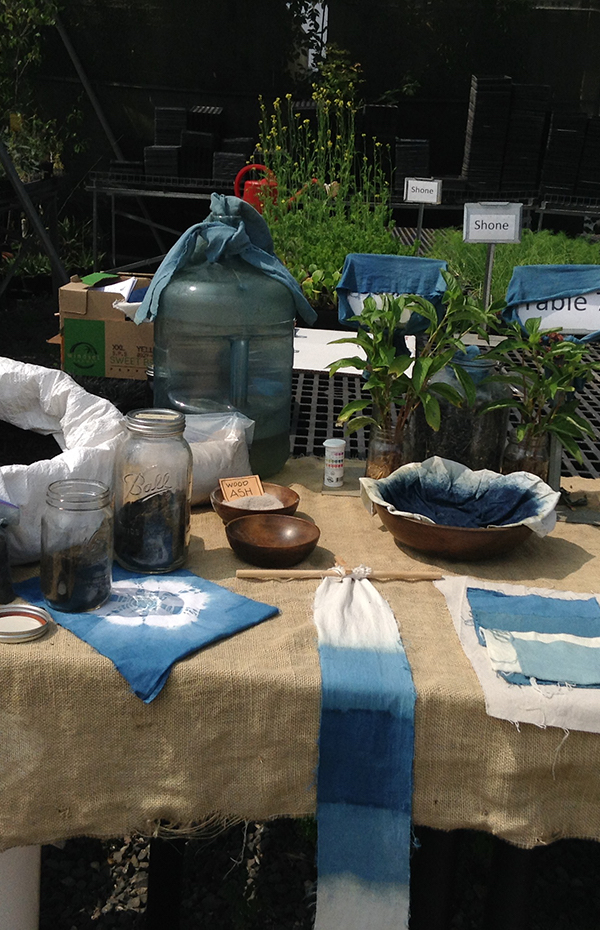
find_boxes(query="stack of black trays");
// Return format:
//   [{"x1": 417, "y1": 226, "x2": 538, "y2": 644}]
[
  {"x1": 187, "y1": 106, "x2": 225, "y2": 135},
  {"x1": 394, "y1": 139, "x2": 430, "y2": 193},
  {"x1": 540, "y1": 112, "x2": 588, "y2": 196},
  {"x1": 358, "y1": 104, "x2": 399, "y2": 139},
  {"x1": 142, "y1": 105, "x2": 227, "y2": 180},
  {"x1": 212, "y1": 151, "x2": 249, "y2": 184},
  {"x1": 576, "y1": 118, "x2": 600, "y2": 200},
  {"x1": 154, "y1": 107, "x2": 188, "y2": 145},
  {"x1": 461, "y1": 75, "x2": 512, "y2": 192},
  {"x1": 108, "y1": 160, "x2": 144, "y2": 178},
  {"x1": 291, "y1": 100, "x2": 318, "y2": 131},
  {"x1": 143, "y1": 145, "x2": 180, "y2": 177},
  {"x1": 500, "y1": 83, "x2": 551, "y2": 194},
  {"x1": 179, "y1": 131, "x2": 218, "y2": 180}
]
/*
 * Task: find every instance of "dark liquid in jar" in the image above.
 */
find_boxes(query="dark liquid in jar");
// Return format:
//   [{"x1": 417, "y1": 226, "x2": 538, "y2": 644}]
[
  {"x1": 41, "y1": 543, "x2": 112, "y2": 612},
  {"x1": 115, "y1": 490, "x2": 187, "y2": 572}
]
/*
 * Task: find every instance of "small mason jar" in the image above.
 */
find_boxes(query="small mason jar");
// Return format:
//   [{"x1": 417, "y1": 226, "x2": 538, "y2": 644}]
[
  {"x1": 40, "y1": 479, "x2": 113, "y2": 612},
  {"x1": 502, "y1": 428, "x2": 550, "y2": 482},
  {"x1": 114, "y1": 408, "x2": 192, "y2": 573}
]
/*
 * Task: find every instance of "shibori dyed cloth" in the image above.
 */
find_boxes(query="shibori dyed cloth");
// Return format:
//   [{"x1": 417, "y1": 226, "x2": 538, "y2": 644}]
[
  {"x1": 436, "y1": 576, "x2": 600, "y2": 733},
  {"x1": 313, "y1": 567, "x2": 416, "y2": 930},
  {"x1": 15, "y1": 566, "x2": 279, "y2": 703}
]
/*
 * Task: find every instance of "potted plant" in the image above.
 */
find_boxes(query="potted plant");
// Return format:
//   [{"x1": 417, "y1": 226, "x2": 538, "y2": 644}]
[
  {"x1": 482, "y1": 317, "x2": 600, "y2": 481},
  {"x1": 327, "y1": 272, "x2": 500, "y2": 478}
]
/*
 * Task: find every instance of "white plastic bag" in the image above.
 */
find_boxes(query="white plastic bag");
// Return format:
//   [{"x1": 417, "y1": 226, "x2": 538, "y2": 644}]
[
  {"x1": 184, "y1": 413, "x2": 254, "y2": 505},
  {"x1": 0, "y1": 358, "x2": 127, "y2": 564}
]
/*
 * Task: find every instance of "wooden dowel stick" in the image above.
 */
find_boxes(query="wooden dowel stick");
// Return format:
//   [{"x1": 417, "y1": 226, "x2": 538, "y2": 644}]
[{"x1": 236, "y1": 569, "x2": 443, "y2": 581}]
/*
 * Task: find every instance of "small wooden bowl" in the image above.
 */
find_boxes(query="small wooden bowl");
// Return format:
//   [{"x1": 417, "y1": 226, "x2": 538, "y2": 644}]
[
  {"x1": 225, "y1": 514, "x2": 320, "y2": 568},
  {"x1": 374, "y1": 504, "x2": 531, "y2": 561},
  {"x1": 210, "y1": 483, "x2": 300, "y2": 524}
]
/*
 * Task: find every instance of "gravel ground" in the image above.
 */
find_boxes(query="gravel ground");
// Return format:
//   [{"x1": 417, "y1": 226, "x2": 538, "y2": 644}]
[
  {"x1": 38, "y1": 822, "x2": 600, "y2": 930},
  {"x1": 40, "y1": 819, "x2": 317, "y2": 930}
]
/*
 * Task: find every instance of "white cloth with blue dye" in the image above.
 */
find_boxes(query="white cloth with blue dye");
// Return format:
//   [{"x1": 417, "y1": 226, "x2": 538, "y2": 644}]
[
  {"x1": 313, "y1": 567, "x2": 416, "y2": 929},
  {"x1": 436, "y1": 575, "x2": 600, "y2": 733},
  {"x1": 361, "y1": 456, "x2": 559, "y2": 534}
]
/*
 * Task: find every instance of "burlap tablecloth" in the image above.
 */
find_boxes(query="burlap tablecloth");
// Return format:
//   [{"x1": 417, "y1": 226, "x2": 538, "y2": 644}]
[{"x1": 4, "y1": 458, "x2": 600, "y2": 851}]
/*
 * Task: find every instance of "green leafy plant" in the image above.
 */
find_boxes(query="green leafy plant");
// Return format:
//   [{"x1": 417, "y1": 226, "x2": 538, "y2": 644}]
[
  {"x1": 327, "y1": 272, "x2": 502, "y2": 441},
  {"x1": 311, "y1": 44, "x2": 364, "y2": 106},
  {"x1": 483, "y1": 318, "x2": 600, "y2": 461},
  {"x1": 0, "y1": 0, "x2": 63, "y2": 181},
  {"x1": 3, "y1": 215, "x2": 102, "y2": 277}
]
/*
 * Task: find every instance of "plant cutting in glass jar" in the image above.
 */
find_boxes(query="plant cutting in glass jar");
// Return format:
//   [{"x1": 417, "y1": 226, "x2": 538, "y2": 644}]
[
  {"x1": 327, "y1": 272, "x2": 501, "y2": 475},
  {"x1": 481, "y1": 316, "x2": 600, "y2": 465}
]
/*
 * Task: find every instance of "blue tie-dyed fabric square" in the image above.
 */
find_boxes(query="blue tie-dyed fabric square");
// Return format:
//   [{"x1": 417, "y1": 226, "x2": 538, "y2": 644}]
[{"x1": 15, "y1": 566, "x2": 279, "y2": 702}]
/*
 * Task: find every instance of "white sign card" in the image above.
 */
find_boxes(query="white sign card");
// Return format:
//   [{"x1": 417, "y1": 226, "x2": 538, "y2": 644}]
[
  {"x1": 463, "y1": 202, "x2": 522, "y2": 244},
  {"x1": 403, "y1": 178, "x2": 442, "y2": 204},
  {"x1": 513, "y1": 291, "x2": 600, "y2": 335}
]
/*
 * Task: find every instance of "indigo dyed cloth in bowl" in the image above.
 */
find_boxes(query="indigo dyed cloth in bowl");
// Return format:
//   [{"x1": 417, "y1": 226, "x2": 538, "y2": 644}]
[{"x1": 360, "y1": 456, "x2": 559, "y2": 536}]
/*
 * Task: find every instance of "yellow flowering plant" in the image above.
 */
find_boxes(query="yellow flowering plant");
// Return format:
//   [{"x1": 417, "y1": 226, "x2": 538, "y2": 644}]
[{"x1": 255, "y1": 58, "x2": 413, "y2": 312}]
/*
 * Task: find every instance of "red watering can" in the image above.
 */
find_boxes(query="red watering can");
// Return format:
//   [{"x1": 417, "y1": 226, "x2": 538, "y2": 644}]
[{"x1": 233, "y1": 164, "x2": 278, "y2": 213}]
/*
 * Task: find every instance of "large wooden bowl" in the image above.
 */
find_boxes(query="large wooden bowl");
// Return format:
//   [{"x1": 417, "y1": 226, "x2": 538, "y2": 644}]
[
  {"x1": 374, "y1": 503, "x2": 531, "y2": 561},
  {"x1": 210, "y1": 483, "x2": 300, "y2": 524},
  {"x1": 225, "y1": 514, "x2": 320, "y2": 567}
]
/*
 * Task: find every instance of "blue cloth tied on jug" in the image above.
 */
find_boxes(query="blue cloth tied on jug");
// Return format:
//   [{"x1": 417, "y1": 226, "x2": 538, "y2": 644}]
[
  {"x1": 15, "y1": 566, "x2": 279, "y2": 703},
  {"x1": 134, "y1": 193, "x2": 317, "y2": 326}
]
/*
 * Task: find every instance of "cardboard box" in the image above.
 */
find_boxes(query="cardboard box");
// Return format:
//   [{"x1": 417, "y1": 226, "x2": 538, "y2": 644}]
[{"x1": 58, "y1": 275, "x2": 154, "y2": 380}]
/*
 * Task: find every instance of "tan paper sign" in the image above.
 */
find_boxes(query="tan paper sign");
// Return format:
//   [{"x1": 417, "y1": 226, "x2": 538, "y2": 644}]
[{"x1": 219, "y1": 475, "x2": 264, "y2": 502}]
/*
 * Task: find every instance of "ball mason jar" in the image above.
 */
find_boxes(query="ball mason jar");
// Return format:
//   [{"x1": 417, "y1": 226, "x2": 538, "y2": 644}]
[
  {"x1": 40, "y1": 479, "x2": 113, "y2": 612},
  {"x1": 114, "y1": 408, "x2": 192, "y2": 573}
]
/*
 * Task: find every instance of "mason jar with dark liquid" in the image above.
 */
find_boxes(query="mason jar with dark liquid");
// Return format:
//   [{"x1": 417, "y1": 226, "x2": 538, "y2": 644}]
[
  {"x1": 41, "y1": 479, "x2": 113, "y2": 612},
  {"x1": 114, "y1": 409, "x2": 192, "y2": 573}
]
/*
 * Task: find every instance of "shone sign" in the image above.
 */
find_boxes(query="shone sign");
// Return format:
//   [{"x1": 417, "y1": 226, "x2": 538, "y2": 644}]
[
  {"x1": 463, "y1": 202, "x2": 522, "y2": 244},
  {"x1": 403, "y1": 178, "x2": 442, "y2": 204}
]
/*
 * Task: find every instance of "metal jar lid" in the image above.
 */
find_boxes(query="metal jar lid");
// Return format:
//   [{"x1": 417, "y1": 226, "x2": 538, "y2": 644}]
[
  {"x1": 125, "y1": 408, "x2": 185, "y2": 437},
  {"x1": 0, "y1": 605, "x2": 53, "y2": 643}
]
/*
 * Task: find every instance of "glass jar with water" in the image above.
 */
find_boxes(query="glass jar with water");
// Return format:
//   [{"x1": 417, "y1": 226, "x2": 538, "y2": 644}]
[{"x1": 152, "y1": 242, "x2": 296, "y2": 478}]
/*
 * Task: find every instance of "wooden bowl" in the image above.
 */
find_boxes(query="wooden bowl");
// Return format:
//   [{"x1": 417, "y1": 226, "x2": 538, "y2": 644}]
[
  {"x1": 210, "y1": 483, "x2": 300, "y2": 524},
  {"x1": 225, "y1": 514, "x2": 320, "y2": 568},
  {"x1": 374, "y1": 504, "x2": 531, "y2": 561}
]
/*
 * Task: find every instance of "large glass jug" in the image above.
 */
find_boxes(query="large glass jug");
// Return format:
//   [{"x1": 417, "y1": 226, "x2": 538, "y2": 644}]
[{"x1": 152, "y1": 242, "x2": 296, "y2": 478}]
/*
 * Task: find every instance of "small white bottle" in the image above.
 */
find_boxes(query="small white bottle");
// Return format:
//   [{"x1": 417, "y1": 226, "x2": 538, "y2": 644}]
[{"x1": 323, "y1": 438, "x2": 346, "y2": 488}]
